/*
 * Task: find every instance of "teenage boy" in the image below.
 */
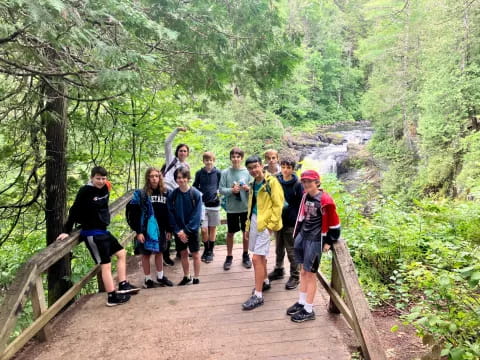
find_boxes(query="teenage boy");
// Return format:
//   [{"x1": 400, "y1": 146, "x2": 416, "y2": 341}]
[
  {"x1": 264, "y1": 149, "x2": 281, "y2": 175},
  {"x1": 56, "y1": 166, "x2": 140, "y2": 306},
  {"x1": 268, "y1": 157, "x2": 303, "y2": 290},
  {"x1": 163, "y1": 126, "x2": 190, "y2": 266},
  {"x1": 193, "y1": 152, "x2": 222, "y2": 263},
  {"x1": 286, "y1": 170, "x2": 341, "y2": 322},
  {"x1": 219, "y1": 147, "x2": 252, "y2": 270},
  {"x1": 242, "y1": 156, "x2": 284, "y2": 311},
  {"x1": 167, "y1": 167, "x2": 203, "y2": 285},
  {"x1": 126, "y1": 167, "x2": 174, "y2": 288}
]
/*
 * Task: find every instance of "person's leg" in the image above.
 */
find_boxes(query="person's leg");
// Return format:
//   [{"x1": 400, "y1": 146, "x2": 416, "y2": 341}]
[
  {"x1": 192, "y1": 252, "x2": 201, "y2": 277},
  {"x1": 155, "y1": 253, "x2": 163, "y2": 272},
  {"x1": 275, "y1": 229, "x2": 286, "y2": 270},
  {"x1": 101, "y1": 263, "x2": 115, "y2": 292},
  {"x1": 253, "y1": 254, "x2": 266, "y2": 292},
  {"x1": 115, "y1": 248, "x2": 127, "y2": 283},
  {"x1": 226, "y1": 232, "x2": 234, "y2": 256},
  {"x1": 305, "y1": 272, "x2": 317, "y2": 304},
  {"x1": 284, "y1": 227, "x2": 299, "y2": 289},
  {"x1": 208, "y1": 226, "x2": 217, "y2": 243},
  {"x1": 180, "y1": 249, "x2": 189, "y2": 276},
  {"x1": 142, "y1": 254, "x2": 151, "y2": 276}
]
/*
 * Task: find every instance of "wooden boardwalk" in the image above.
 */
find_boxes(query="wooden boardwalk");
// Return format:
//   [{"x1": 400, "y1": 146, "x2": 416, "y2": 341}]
[{"x1": 14, "y1": 245, "x2": 356, "y2": 360}]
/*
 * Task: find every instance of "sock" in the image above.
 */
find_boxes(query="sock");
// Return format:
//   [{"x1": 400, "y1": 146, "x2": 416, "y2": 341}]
[
  {"x1": 157, "y1": 271, "x2": 163, "y2": 279},
  {"x1": 243, "y1": 251, "x2": 248, "y2": 256},
  {"x1": 210, "y1": 241, "x2": 215, "y2": 252},
  {"x1": 203, "y1": 241, "x2": 208, "y2": 251},
  {"x1": 145, "y1": 275, "x2": 152, "y2": 281},
  {"x1": 299, "y1": 292, "x2": 307, "y2": 305},
  {"x1": 254, "y1": 290, "x2": 263, "y2": 298},
  {"x1": 304, "y1": 303, "x2": 313, "y2": 313},
  {"x1": 264, "y1": 278, "x2": 270, "y2": 285}
]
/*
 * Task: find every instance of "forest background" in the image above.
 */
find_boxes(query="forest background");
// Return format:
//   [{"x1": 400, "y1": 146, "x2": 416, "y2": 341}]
[{"x1": 0, "y1": 0, "x2": 479, "y2": 358}]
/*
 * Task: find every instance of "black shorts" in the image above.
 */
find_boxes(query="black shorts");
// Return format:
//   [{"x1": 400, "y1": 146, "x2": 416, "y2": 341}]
[
  {"x1": 226, "y1": 212, "x2": 247, "y2": 234},
  {"x1": 82, "y1": 233, "x2": 123, "y2": 265},
  {"x1": 293, "y1": 233, "x2": 321, "y2": 273},
  {"x1": 175, "y1": 231, "x2": 200, "y2": 253}
]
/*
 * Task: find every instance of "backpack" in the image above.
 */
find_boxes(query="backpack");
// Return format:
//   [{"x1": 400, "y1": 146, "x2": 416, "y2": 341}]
[
  {"x1": 160, "y1": 158, "x2": 178, "y2": 176},
  {"x1": 125, "y1": 190, "x2": 146, "y2": 230}
]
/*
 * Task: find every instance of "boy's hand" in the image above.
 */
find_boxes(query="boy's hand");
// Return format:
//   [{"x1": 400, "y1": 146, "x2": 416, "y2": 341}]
[
  {"x1": 56, "y1": 233, "x2": 69, "y2": 241},
  {"x1": 241, "y1": 184, "x2": 249, "y2": 191},
  {"x1": 232, "y1": 184, "x2": 240, "y2": 193},
  {"x1": 322, "y1": 243, "x2": 331, "y2": 252},
  {"x1": 177, "y1": 230, "x2": 188, "y2": 243},
  {"x1": 136, "y1": 233, "x2": 145, "y2": 243}
]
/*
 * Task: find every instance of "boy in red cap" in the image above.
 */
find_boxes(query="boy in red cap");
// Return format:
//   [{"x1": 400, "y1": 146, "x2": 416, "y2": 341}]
[{"x1": 286, "y1": 169, "x2": 341, "y2": 322}]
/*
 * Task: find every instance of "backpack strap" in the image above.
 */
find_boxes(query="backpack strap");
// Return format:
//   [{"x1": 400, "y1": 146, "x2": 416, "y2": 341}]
[{"x1": 162, "y1": 158, "x2": 178, "y2": 175}]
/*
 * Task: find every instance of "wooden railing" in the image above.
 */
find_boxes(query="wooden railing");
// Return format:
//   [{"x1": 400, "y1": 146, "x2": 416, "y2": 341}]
[
  {"x1": 317, "y1": 239, "x2": 386, "y2": 360},
  {"x1": 0, "y1": 194, "x2": 385, "y2": 360},
  {"x1": 0, "y1": 193, "x2": 133, "y2": 360}
]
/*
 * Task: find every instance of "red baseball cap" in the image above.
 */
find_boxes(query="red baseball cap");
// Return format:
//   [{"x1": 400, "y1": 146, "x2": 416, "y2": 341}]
[{"x1": 301, "y1": 170, "x2": 320, "y2": 181}]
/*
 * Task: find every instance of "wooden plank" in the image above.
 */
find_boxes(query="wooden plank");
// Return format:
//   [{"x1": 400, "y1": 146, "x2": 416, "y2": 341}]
[
  {"x1": 316, "y1": 271, "x2": 354, "y2": 329},
  {"x1": 332, "y1": 240, "x2": 386, "y2": 360},
  {"x1": 328, "y1": 258, "x2": 342, "y2": 314},
  {"x1": 30, "y1": 277, "x2": 51, "y2": 342},
  {"x1": 0, "y1": 265, "x2": 101, "y2": 360},
  {"x1": 0, "y1": 263, "x2": 37, "y2": 354}
]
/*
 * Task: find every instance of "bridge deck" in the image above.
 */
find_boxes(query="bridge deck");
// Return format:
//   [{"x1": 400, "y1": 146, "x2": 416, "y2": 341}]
[{"x1": 15, "y1": 245, "x2": 355, "y2": 360}]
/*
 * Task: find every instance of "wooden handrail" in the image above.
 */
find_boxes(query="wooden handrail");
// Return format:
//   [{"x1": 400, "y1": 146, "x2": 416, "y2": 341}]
[
  {"x1": 0, "y1": 192, "x2": 133, "y2": 359},
  {"x1": 317, "y1": 239, "x2": 386, "y2": 360}
]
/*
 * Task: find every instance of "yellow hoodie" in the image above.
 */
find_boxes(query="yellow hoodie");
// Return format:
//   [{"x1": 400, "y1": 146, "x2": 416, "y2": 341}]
[{"x1": 245, "y1": 174, "x2": 284, "y2": 232}]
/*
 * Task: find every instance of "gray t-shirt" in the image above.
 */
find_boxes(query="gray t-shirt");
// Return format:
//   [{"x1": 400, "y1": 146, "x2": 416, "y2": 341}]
[{"x1": 219, "y1": 167, "x2": 251, "y2": 213}]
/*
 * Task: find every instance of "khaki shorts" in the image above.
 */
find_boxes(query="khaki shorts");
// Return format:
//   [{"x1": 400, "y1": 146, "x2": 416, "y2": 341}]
[{"x1": 248, "y1": 214, "x2": 271, "y2": 256}]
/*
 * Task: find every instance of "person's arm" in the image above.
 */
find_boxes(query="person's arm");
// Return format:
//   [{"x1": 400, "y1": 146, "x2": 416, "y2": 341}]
[
  {"x1": 192, "y1": 170, "x2": 201, "y2": 191},
  {"x1": 185, "y1": 190, "x2": 203, "y2": 234},
  {"x1": 266, "y1": 178, "x2": 285, "y2": 232},
  {"x1": 219, "y1": 170, "x2": 232, "y2": 196},
  {"x1": 167, "y1": 192, "x2": 181, "y2": 234},
  {"x1": 324, "y1": 203, "x2": 341, "y2": 246},
  {"x1": 60, "y1": 186, "x2": 87, "y2": 235},
  {"x1": 164, "y1": 127, "x2": 183, "y2": 165}
]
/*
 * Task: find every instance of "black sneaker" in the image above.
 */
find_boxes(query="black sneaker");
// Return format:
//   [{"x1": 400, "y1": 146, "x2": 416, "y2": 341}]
[
  {"x1": 285, "y1": 276, "x2": 299, "y2": 290},
  {"x1": 143, "y1": 279, "x2": 156, "y2": 289},
  {"x1": 201, "y1": 248, "x2": 208, "y2": 262},
  {"x1": 268, "y1": 268, "x2": 284, "y2": 281},
  {"x1": 205, "y1": 251, "x2": 214, "y2": 264},
  {"x1": 223, "y1": 255, "x2": 233, "y2": 271},
  {"x1": 286, "y1": 302, "x2": 304, "y2": 316},
  {"x1": 178, "y1": 276, "x2": 192, "y2": 286},
  {"x1": 118, "y1": 281, "x2": 141, "y2": 295},
  {"x1": 291, "y1": 308, "x2": 315, "y2": 322},
  {"x1": 242, "y1": 295, "x2": 264, "y2": 310},
  {"x1": 242, "y1": 253, "x2": 252, "y2": 269},
  {"x1": 163, "y1": 256, "x2": 174, "y2": 267},
  {"x1": 106, "y1": 292, "x2": 130, "y2": 307},
  {"x1": 251, "y1": 282, "x2": 271, "y2": 295},
  {"x1": 192, "y1": 278, "x2": 200, "y2": 285},
  {"x1": 157, "y1": 276, "x2": 173, "y2": 287}
]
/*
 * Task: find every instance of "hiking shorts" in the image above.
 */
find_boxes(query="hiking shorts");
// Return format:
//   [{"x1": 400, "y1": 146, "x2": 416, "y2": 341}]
[
  {"x1": 202, "y1": 207, "x2": 221, "y2": 228},
  {"x1": 175, "y1": 231, "x2": 200, "y2": 253},
  {"x1": 82, "y1": 233, "x2": 123, "y2": 265},
  {"x1": 227, "y1": 212, "x2": 247, "y2": 234},
  {"x1": 294, "y1": 233, "x2": 321, "y2": 273},
  {"x1": 248, "y1": 214, "x2": 271, "y2": 256}
]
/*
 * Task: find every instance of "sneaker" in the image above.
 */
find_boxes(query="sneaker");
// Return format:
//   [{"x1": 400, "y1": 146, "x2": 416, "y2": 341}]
[
  {"x1": 178, "y1": 276, "x2": 192, "y2": 286},
  {"x1": 291, "y1": 308, "x2": 316, "y2": 323},
  {"x1": 251, "y1": 282, "x2": 271, "y2": 295},
  {"x1": 201, "y1": 249, "x2": 208, "y2": 262},
  {"x1": 223, "y1": 255, "x2": 233, "y2": 271},
  {"x1": 157, "y1": 276, "x2": 173, "y2": 287},
  {"x1": 242, "y1": 295, "x2": 264, "y2": 310},
  {"x1": 286, "y1": 302, "x2": 304, "y2": 316},
  {"x1": 192, "y1": 278, "x2": 200, "y2": 285},
  {"x1": 117, "y1": 281, "x2": 141, "y2": 295},
  {"x1": 143, "y1": 279, "x2": 156, "y2": 289},
  {"x1": 106, "y1": 292, "x2": 130, "y2": 307},
  {"x1": 163, "y1": 256, "x2": 174, "y2": 267},
  {"x1": 285, "y1": 276, "x2": 299, "y2": 290},
  {"x1": 242, "y1": 253, "x2": 252, "y2": 269},
  {"x1": 205, "y1": 251, "x2": 214, "y2": 264},
  {"x1": 268, "y1": 268, "x2": 284, "y2": 281}
]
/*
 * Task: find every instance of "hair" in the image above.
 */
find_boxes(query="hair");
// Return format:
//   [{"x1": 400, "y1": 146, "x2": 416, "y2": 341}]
[
  {"x1": 143, "y1": 167, "x2": 166, "y2": 195},
  {"x1": 175, "y1": 143, "x2": 190, "y2": 158},
  {"x1": 229, "y1": 147, "x2": 244, "y2": 159},
  {"x1": 264, "y1": 149, "x2": 278, "y2": 159},
  {"x1": 202, "y1": 151, "x2": 215, "y2": 161},
  {"x1": 245, "y1": 155, "x2": 262, "y2": 167},
  {"x1": 174, "y1": 166, "x2": 191, "y2": 180},
  {"x1": 280, "y1": 157, "x2": 296, "y2": 169},
  {"x1": 91, "y1": 166, "x2": 107, "y2": 177}
]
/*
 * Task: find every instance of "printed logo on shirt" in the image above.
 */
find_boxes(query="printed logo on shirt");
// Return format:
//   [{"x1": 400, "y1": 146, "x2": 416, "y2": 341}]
[
  {"x1": 304, "y1": 200, "x2": 319, "y2": 220},
  {"x1": 150, "y1": 195, "x2": 167, "y2": 204},
  {"x1": 93, "y1": 194, "x2": 109, "y2": 202}
]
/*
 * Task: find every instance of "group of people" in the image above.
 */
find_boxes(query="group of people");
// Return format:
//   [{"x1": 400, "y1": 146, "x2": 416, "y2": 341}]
[{"x1": 56, "y1": 127, "x2": 341, "y2": 323}]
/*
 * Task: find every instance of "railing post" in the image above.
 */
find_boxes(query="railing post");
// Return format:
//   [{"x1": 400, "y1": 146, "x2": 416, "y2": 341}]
[
  {"x1": 30, "y1": 276, "x2": 51, "y2": 342},
  {"x1": 328, "y1": 255, "x2": 342, "y2": 314}
]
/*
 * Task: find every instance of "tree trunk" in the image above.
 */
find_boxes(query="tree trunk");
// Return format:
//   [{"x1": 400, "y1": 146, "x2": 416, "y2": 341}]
[{"x1": 43, "y1": 79, "x2": 71, "y2": 306}]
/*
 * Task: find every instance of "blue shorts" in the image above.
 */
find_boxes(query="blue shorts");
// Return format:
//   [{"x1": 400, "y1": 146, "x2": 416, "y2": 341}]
[{"x1": 294, "y1": 233, "x2": 322, "y2": 273}]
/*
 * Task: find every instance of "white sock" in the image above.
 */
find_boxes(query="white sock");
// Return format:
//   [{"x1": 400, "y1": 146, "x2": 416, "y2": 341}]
[
  {"x1": 157, "y1": 271, "x2": 164, "y2": 279},
  {"x1": 304, "y1": 303, "x2": 313, "y2": 313},
  {"x1": 254, "y1": 290, "x2": 263, "y2": 298},
  {"x1": 264, "y1": 278, "x2": 270, "y2": 285},
  {"x1": 299, "y1": 292, "x2": 307, "y2": 305},
  {"x1": 145, "y1": 275, "x2": 152, "y2": 281}
]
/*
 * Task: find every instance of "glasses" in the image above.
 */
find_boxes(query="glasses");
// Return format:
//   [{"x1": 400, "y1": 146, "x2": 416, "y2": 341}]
[{"x1": 178, "y1": 150, "x2": 188, "y2": 153}]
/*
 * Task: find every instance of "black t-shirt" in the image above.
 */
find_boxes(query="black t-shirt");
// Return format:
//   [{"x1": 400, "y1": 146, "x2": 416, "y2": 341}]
[
  {"x1": 150, "y1": 188, "x2": 171, "y2": 231},
  {"x1": 300, "y1": 193, "x2": 322, "y2": 242}
]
